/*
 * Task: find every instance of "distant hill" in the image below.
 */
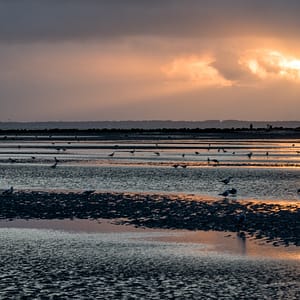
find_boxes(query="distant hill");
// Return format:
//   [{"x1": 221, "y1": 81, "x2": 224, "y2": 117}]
[{"x1": 0, "y1": 120, "x2": 299, "y2": 130}]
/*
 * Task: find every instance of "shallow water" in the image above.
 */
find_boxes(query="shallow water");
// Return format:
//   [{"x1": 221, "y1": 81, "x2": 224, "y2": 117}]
[
  {"x1": 0, "y1": 227, "x2": 299, "y2": 299},
  {"x1": 1, "y1": 138, "x2": 300, "y2": 200}
]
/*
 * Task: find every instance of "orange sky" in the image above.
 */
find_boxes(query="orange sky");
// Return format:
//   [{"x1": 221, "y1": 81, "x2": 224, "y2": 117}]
[{"x1": 0, "y1": 1, "x2": 300, "y2": 121}]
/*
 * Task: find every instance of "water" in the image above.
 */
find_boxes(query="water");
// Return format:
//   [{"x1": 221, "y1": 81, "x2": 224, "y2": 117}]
[{"x1": 1, "y1": 138, "x2": 300, "y2": 201}]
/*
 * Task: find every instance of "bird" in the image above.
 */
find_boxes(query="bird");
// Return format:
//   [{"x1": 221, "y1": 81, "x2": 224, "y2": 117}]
[
  {"x1": 50, "y1": 161, "x2": 58, "y2": 169},
  {"x1": 130, "y1": 149, "x2": 135, "y2": 154},
  {"x1": 3, "y1": 186, "x2": 14, "y2": 195},
  {"x1": 297, "y1": 189, "x2": 300, "y2": 194},
  {"x1": 228, "y1": 188, "x2": 237, "y2": 195},
  {"x1": 154, "y1": 152, "x2": 160, "y2": 156},
  {"x1": 182, "y1": 153, "x2": 185, "y2": 158},
  {"x1": 172, "y1": 164, "x2": 179, "y2": 168},
  {"x1": 221, "y1": 176, "x2": 233, "y2": 185},
  {"x1": 219, "y1": 190, "x2": 230, "y2": 197},
  {"x1": 195, "y1": 151, "x2": 199, "y2": 155},
  {"x1": 222, "y1": 148, "x2": 227, "y2": 153},
  {"x1": 247, "y1": 152, "x2": 253, "y2": 159},
  {"x1": 108, "y1": 152, "x2": 115, "y2": 157},
  {"x1": 180, "y1": 164, "x2": 187, "y2": 168},
  {"x1": 266, "y1": 151, "x2": 269, "y2": 156},
  {"x1": 82, "y1": 190, "x2": 95, "y2": 196},
  {"x1": 232, "y1": 152, "x2": 236, "y2": 155},
  {"x1": 54, "y1": 157, "x2": 59, "y2": 163},
  {"x1": 31, "y1": 156, "x2": 36, "y2": 160},
  {"x1": 211, "y1": 159, "x2": 220, "y2": 164}
]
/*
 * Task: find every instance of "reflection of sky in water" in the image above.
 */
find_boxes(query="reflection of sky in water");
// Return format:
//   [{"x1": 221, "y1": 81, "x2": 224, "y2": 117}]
[
  {"x1": 0, "y1": 139, "x2": 300, "y2": 200},
  {"x1": 0, "y1": 219, "x2": 299, "y2": 260}
]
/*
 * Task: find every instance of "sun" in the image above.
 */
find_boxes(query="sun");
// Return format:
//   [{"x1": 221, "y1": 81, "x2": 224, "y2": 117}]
[{"x1": 240, "y1": 49, "x2": 300, "y2": 81}]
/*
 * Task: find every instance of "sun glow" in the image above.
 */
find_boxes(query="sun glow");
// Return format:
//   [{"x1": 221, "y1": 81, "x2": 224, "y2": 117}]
[
  {"x1": 240, "y1": 49, "x2": 300, "y2": 81},
  {"x1": 162, "y1": 55, "x2": 232, "y2": 88}
]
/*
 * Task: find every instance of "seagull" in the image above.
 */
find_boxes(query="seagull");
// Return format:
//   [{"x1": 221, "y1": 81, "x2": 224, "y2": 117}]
[
  {"x1": 219, "y1": 190, "x2": 230, "y2": 197},
  {"x1": 3, "y1": 186, "x2": 14, "y2": 195},
  {"x1": 82, "y1": 190, "x2": 95, "y2": 196},
  {"x1": 50, "y1": 161, "x2": 58, "y2": 169},
  {"x1": 247, "y1": 152, "x2": 253, "y2": 159},
  {"x1": 221, "y1": 176, "x2": 233, "y2": 185},
  {"x1": 108, "y1": 152, "x2": 115, "y2": 157},
  {"x1": 229, "y1": 188, "x2": 237, "y2": 195}
]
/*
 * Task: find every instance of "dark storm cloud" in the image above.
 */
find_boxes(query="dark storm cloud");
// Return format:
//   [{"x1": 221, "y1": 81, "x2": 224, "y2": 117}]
[{"x1": 0, "y1": 0, "x2": 300, "y2": 43}]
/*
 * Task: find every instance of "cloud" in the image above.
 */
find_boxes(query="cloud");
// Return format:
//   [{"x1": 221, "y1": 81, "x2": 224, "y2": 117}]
[{"x1": 1, "y1": 1, "x2": 300, "y2": 43}]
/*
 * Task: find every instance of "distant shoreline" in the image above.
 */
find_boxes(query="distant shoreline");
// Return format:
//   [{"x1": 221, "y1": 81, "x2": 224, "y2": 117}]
[{"x1": 1, "y1": 127, "x2": 300, "y2": 140}]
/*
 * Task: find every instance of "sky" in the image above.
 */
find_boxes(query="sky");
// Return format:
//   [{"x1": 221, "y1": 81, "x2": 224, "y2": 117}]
[{"x1": 1, "y1": 0, "x2": 300, "y2": 121}]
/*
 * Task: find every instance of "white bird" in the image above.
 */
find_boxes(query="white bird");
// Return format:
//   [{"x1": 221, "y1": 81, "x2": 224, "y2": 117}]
[{"x1": 221, "y1": 176, "x2": 233, "y2": 185}]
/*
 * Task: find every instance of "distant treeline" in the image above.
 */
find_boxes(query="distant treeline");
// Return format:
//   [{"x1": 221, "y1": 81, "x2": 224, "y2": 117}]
[{"x1": 0, "y1": 127, "x2": 300, "y2": 135}]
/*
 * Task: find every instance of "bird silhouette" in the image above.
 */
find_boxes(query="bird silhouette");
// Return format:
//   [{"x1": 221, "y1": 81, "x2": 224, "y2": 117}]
[
  {"x1": 247, "y1": 152, "x2": 253, "y2": 159},
  {"x1": 108, "y1": 152, "x2": 115, "y2": 157},
  {"x1": 221, "y1": 176, "x2": 233, "y2": 185},
  {"x1": 211, "y1": 159, "x2": 220, "y2": 164},
  {"x1": 154, "y1": 152, "x2": 160, "y2": 156},
  {"x1": 219, "y1": 190, "x2": 230, "y2": 197},
  {"x1": 82, "y1": 190, "x2": 95, "y2": 196},
  {"x1": 50, "y1": 161, "x2": 58, "y2": 169},
  {"x1": 195, "y1": 151, "x2": 199, "y2": 155},
  {"x1": 3, "y1": 186, "x2": 14, "y2": 195},
  {"x1": 229, "y1": 188, "x2": 237, "y2": 195}
]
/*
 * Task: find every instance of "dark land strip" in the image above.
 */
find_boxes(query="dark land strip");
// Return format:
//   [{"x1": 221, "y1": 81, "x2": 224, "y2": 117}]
[{"x1": 0, "y1": 191, "x2": 299, "y2": 246}]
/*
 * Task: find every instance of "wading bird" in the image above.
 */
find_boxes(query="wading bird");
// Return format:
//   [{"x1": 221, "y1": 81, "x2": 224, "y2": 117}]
[
  {"x1": 2, "y1": 186, "x2": 14, "y2": 195},
  {"x1": 219, "y1": 190, "x2": 230, "y2": 197},
  {"x1": 221, "y1": 176, "x2": 233, "y2": 185},
  {"x1": 247, "y1": 152, "x2": 253, "y2": 159}
]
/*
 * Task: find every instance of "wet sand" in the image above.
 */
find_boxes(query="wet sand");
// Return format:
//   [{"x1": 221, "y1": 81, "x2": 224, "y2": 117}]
[
  {"x1": 0, "y1": 227, "x2": 300, "y2": 299},
  {"x1": 1, "y1": 190, "x2": 300, "y2": 298},
  {"x1": 0, "y1": 189, "x2": 299, "y2": 246}
]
